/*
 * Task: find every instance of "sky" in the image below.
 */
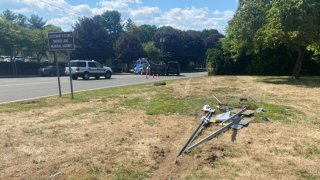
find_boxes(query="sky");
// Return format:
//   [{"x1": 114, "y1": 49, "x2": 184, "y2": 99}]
[{"x1": 0, "y1": 0, "x2": 238, "y2": 33}]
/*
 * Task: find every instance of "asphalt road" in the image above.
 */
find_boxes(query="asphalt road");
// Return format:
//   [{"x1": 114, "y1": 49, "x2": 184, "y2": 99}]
[{"x1": 0, "y1": 72, "x2": 207, "y2": 104}]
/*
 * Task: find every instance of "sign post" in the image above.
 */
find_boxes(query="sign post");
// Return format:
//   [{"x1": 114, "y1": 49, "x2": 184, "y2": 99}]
[
  {"x1": 54, "y1": 51, "x2": 62, "y2": 97},
  {"x1": 68, "y1": 51, "x2": 74, "y2": 99},
  {"x1": 48, "y1": 32, "x2": 75, "y2": 99}
]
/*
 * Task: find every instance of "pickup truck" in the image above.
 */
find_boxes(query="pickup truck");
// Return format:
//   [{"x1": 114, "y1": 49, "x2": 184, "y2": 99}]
[{"x1": 166, "y1": 61, "x2": 180, "y2": 76}]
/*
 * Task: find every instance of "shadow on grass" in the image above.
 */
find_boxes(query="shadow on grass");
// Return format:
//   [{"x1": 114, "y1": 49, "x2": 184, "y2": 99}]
[{"x1": 258, "y1": 76, "x2": 320, "y2": 88}]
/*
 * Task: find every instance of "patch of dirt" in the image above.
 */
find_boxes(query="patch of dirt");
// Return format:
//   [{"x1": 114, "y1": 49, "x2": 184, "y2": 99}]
[{"x1": 151, "y1": 146, "x2": 169, "y2": 163}]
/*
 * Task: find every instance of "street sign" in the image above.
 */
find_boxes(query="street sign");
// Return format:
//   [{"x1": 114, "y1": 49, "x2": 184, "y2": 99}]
[
  {"x1": 48, "y1": 31, "x2": 75, "y2": 99},
  {"x1": 48, "y1": 32, "x2": 74, "y2": 51}
]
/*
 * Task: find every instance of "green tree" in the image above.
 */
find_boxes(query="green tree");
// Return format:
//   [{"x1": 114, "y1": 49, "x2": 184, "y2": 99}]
[
  {"x1": 1, "y1": 9, "x2": 16, "y2": 21},
  {"x1": 201, "y1": 29, "x2": 224, "y2": 49},
  {"x1": 0, "y1": 10, "x2": 28, "y2": 27},
  {"x1": 224, "y1": 0, "x2": 320, "y2": 79},
  {"x1": 0, "y1": 17, "x2": 31, "y2": 57},
  {"x1": 30, "y1": 30, "x2": 48, "y2": 63},
  {"x1": 16, "y1": 14, "x2": 28, "y2": 27},
  {"x1": 14, "y1": 27, "x2": 32, "y2": 56},
  {"x1": 0, "y1": 17, "x2": 17, "y2": 56},
  {"x1": 223, "y1": 0, "x2": 270, "y2": 59},
  {"x1": 308, "y1": 45, "x2": 320, "y2": 63},
  {"x1": 0, "y1": 11, "x2": 62, "y2": 63},
  {"x1": 93, "y1": 11, "x2": 123, "y2": 43},
  {"x1": 201, "y1": 29, "x2": 220, "y2": 38},
  {"x1": 258, "y1": 0, "x2": 320, "y2": 79},
  {"x1": 153, "y1": 27, "x2": 206, "y2": 70},
  {"x1": 153, "y1": 26, "x2": 184, "y2": 63},
  {"x1": 206, "y1": 48, "x2": 233, "y2": 75},
  {"x1": 124, "y1": 18, "x2": 136, "y2": 32},
  {"x1": 44, "y1": 24, "x2": 62, "y2": 32},
  {"x1": 115, "y1": 33, "x2": 144, "y2": 65},
  {"x1": 143, "y1": 42, "x2": 161, "y2": 62},
  {"x1": 130, "y1": 24, "x2": 157, "y2": 43},
  {"x1": 72, "y1": 17, "x2": 113, "y2": 62},
  {"x1": 28, "y1": 14, "x2": 46, "y2": 29}
]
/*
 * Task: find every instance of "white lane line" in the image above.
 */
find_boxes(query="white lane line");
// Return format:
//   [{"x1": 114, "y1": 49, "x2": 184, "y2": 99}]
[
  {"x1": 0, "y1": 80, "x2": 70, "y2": 87},
  {"x1": 0, "y1": 80, "x2": 18, "y2": 83}
]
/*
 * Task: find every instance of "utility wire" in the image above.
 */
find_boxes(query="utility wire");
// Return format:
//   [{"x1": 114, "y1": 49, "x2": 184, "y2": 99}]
[{"x1": 36, "y1": 0, "x2": 83, "y2": 17}]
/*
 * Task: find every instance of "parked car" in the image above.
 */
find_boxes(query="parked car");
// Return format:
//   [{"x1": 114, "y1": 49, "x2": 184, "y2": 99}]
[
  {"x1": 38, "y1": 66, "x2": 65, "y2": 76},
  {"x1": 166, "y1": 61, "x2": 180, "y2": 76},
  {"x1": 24, "y1": 57, "x2": 37, "y2": 63},
  {"x1": 0, "y1": 56, "x2": 11, "y2": 62},
  {"x1": 14, "y1": 56, "x2": 24, "y2": 62},
  {"x1": 65, "y1": 60, "x2": 112, "y2": 80}
]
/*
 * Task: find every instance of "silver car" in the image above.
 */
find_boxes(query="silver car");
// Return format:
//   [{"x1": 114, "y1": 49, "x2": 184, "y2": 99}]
[{"x1": 65, "y1": 60, "x2": 112, "y2": 80}]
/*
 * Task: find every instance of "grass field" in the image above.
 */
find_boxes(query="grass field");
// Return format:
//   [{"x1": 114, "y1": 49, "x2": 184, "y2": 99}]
[{"x1": 0, "y1": 76, "x2": 319, "y2": 179}]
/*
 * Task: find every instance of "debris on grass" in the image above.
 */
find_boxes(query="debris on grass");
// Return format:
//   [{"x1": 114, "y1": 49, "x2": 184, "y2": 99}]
[
  {"x1": 49, "y1": 172, "x2": 61, "y2": 179},
  {"x1": 177, "y1": 102, "x2": 256, "y2": 157},
  {"x1": 154, "y1": 82, "x2": 166, "y2": 86},
  {"x1": 256, "y1": 108, "x2": 266, "y2": 113}
]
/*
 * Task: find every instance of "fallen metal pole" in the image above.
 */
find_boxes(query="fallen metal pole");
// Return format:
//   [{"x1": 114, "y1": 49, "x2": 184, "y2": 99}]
[
  {"x1": 185, "y1": 108, "x2": 247, "y2": 153},
  {"x1": 185, "y1": 117, "x2": 243, "y2": 153},
  {"x1": 177, "y1": 111, "x2": 213, "y2": 157},
  {"x1": 177, "y1": 121, "x2": 205, "y2": 157}
]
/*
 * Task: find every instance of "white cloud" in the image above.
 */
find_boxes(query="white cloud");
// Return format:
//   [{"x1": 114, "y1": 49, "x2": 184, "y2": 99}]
[
  {"x1": 20, "y1": 0, "x2": 67, "y2": 12},
  {"x1": 1, "y1": 0, "x2": 236, "y2": 32},
  {"x1": 93, "y1": 0, "x2": 161, "y2": 27},
  {"x1": 153, "y1": 7, "x2": 222, "y2": 30},
  {"x1": 92, "y1": 0, "x2": 143, "y2": 16},
  {"x1": 54, "y1": 4, "x2": 234, "y2": 32},
  {"x1": 47, "y1": 16, "x2": 76, "y2": 30},
  {"x1": 98, "y1": 0, "x2": 141, "y2": 11},
  {"x1": 12, "y1": 0, "x2": 90, "y2": 16},
  {"x1": 72, "y1": 5, "x2": 92, "y2": 15},
  {"x1": 161, "y1": 7, "x2": 208, "y2": 21},
  {"x1": 11, "y1": 8, "x2": 34, "y2": 14},
  {"x1": 212, "y1": 10, "x2": 234, "y2": 19},
  {"x1": 92, "y1": 7, "x2": 110, "y2": 15},
  {"x1": 6, "y1": 0, "x2": 91, "y2": 30},
  {"x1": 129, "y1": 6, "x2": 160, "y2": 18}
]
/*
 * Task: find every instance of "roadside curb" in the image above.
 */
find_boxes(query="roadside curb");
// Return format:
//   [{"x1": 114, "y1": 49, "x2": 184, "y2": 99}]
[{"x1": 0, "y1": 75, "x2": 40, "y2": 78}]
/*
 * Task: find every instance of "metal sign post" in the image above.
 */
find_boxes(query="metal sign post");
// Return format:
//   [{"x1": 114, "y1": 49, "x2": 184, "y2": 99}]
[
  {"x1": 54, "y1": 51, "x2": 62, "y2": 97},
  {"x1": 68, "y1": 51, "x2": 74, "y2": 99},
  {"x1": 48, "y1": 32, "x2": 75, "y2": 99}
]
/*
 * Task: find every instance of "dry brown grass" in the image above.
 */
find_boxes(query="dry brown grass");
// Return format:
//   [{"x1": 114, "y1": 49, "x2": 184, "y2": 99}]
[{"x1": 0, "y1": 76, "x2": 319, "y2": 179}]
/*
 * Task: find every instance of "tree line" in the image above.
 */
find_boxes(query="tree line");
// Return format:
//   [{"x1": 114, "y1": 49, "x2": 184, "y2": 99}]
[
  {"x1": 71, "y1": 11, "x2": 223, "y2": 71},
  {"x1": 206, "y1": 0, "x2": 320, "y2": 79},
  {"x1": 0, "y1": 9, "x2": 223, "y2": 72},
  {"x1": 0, "y1": 10, "x2": 62, "y2": 64}
]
